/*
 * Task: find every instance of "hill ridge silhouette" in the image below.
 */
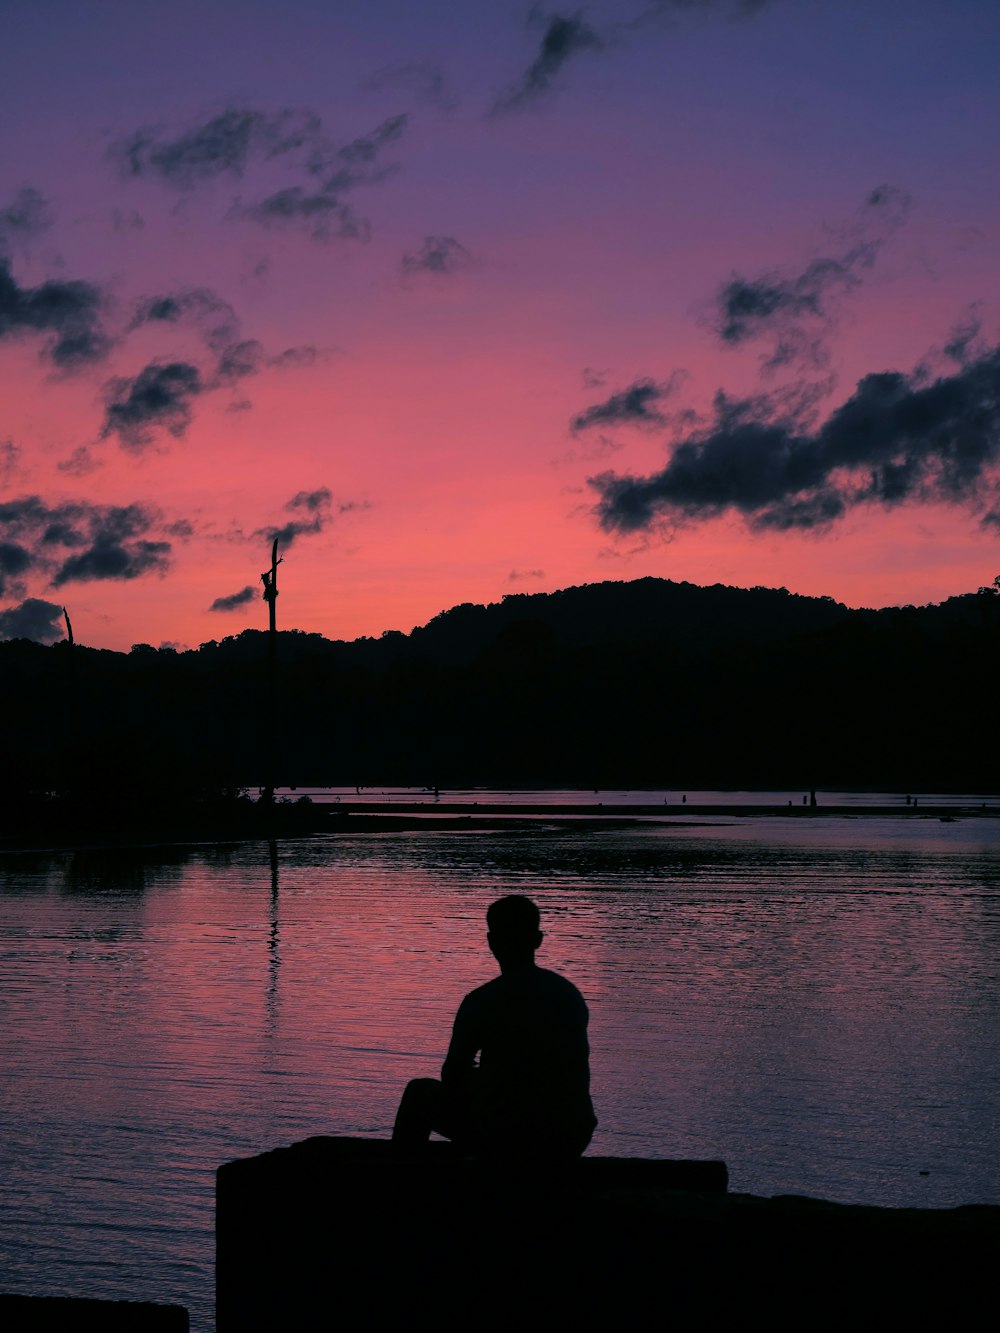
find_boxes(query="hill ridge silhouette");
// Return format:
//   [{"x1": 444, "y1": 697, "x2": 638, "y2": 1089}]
[{"x1": 2, "y1": 576, "x2": 998, "y2": 794}]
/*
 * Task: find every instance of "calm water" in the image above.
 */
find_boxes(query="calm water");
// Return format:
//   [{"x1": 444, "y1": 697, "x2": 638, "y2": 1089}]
[{"x1": 2, "y1": 813, "x2": 999, "y2": 1330}]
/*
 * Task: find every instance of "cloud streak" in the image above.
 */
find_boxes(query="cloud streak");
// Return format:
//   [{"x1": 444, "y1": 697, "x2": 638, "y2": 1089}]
[
  {"x1": 589, "y1": 337, "x2": 1000, "y2": 535},
  {"x1": 494, "y1": 3, "x2": 772, "y2": 113},
  {"x1": 210, "y1": 584, "x2": 257, "y2": 612},
  {"x1": 493, "y1": 13, "x2": 604, "y2": 113},
  {"x1": 571, "y1": 375, "x2": 682, "y2": 433}
]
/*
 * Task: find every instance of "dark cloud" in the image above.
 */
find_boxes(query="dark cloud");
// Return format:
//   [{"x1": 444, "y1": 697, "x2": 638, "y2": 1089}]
[
  {"x1": 0, "y1": 187, "x2": 52, "y2": 245},
  {"x1": 0, "y1": 496, "x2": 175, "y2": 588},
  {"x1": 0, "y1": 540, "x2": 32, "y2": 597},
  {"x1": 0, "y1": 256, "x2": 110, "y2": 369},
  {"x1": 53, "y1": 538, "x2": 170, "y2": 586},
  {"x1": 109, "y1": 107, "x2": 326, "y2": 188},
  {"x1": 103, "y1": 292, "x2": 322, "y2": 448},
  {"x1": 571, "y1": 376, "x2": 681, "y2": 433},
  {"x1": 210, "y1": 585, "x2": 257, "y2": 612},
  {"x1": 100, "y1": 361, "x2": 204, "y2": 450},
  {"x1": 50, "y1": 504, "x2": 171, "y2": 586},
  {"x1": 712, "y1": 186, "x2": 912, "y2": 371},
  {"x1": 0, "y1": 597, "x2": 65, "y2": 644},
  {"x1": 589, "y1": 338, "x2": 1000, "y2": 535},
  {"x1": 494, "y1": 13, "x2": 604, "y2": 112},
  {"x1": 129, "y1": 287, "x2": 239, "y2": 351},
  {"x1": 508, "y1": 568, "x2": 546, "y2": 582},
  {"x1": 400, "y1": 235, "x2": 473, "y2": 277},
  {"x1": 255, "y1": 487, "x2": 334, "y2": 550}
]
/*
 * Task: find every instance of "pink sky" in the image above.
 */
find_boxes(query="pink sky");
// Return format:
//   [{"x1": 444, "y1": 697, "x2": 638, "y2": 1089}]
[{"x1": 2, "y1": 0, "x2": 999, "y2": 651}]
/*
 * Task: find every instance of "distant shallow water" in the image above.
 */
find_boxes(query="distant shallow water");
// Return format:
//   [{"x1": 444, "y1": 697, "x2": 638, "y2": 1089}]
[
  {"x1": 2, "y1": 815, "x2": 999, "y2": 1330},
  {"x1": 271, "y1": 785, "x2": 1000, "y2": 808}
]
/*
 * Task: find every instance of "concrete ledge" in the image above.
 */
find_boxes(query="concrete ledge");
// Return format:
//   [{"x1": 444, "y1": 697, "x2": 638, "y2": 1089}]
[{"x1": 216, "y1": 1136, "x2": 998, "y2": 1331}]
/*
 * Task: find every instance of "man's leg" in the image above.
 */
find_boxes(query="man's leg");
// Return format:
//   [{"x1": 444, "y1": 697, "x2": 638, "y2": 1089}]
[{"x1": 391, "y1": 1078, "x2": 446, "y2": 1148}]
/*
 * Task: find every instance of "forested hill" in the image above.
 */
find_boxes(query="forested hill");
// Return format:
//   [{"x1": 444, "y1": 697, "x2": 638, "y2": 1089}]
[{"x1": 3, "y1": 577, "x2": 999, "y2": 793}]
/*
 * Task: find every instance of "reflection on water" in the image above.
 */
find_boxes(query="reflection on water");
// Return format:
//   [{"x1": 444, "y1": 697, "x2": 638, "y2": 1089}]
[{"x1": 1, "y1": 817, "x2": 999, "y2": 1331}]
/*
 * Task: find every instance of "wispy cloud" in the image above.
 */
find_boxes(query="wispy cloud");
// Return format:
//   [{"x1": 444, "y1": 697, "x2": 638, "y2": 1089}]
[
  {"x1": 710, "y1": 185, "x2": 913, "y2": 372},
  {"x1": 400, "y1": 235, "x2": 473, "y2": 277},
  {"x1": 0, "y1": 187, "x2": 52, "y2": 247},
  {"x1": 241, "y1": 114, "x2": 408, "y2": 242},
  {"x1": 254, "y1": 487, "x2": 337, "y2": 550},
  {"x1": 128, "y1": 287, "x2": 239, "y2": 351},
  {"x1": 111, "y1": 104, "x2": 409, "y2": 244},
  {"x1": 109, "y1": 107, "x2": 326, "y2": 187}
]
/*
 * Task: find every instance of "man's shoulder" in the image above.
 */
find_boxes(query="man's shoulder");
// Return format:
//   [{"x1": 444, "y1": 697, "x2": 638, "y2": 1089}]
[
  {"x1": 460, "y1": 967, "x2": 584, "y2": 1001},
  {"x1": 533, "y1": 966, "x2": 583, "y2": 992},
  {"x1": 532, "y1": 967, "x2": 588, "y2": 1006}
]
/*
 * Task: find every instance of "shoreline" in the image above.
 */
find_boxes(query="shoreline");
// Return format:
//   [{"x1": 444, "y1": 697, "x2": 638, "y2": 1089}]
[{"x1": 2, "y1": 798, "x2": 999, "y2": 857}]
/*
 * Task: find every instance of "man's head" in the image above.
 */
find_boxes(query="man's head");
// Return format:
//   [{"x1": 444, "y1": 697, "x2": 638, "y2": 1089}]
[{"x1": 487, "y1": 895, "x2": 543, "y2": 970}]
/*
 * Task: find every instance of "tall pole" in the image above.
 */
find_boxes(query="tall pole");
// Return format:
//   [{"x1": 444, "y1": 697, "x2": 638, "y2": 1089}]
[
  {"x1": 260, "y1": 539, "x2": 282, "y2": 804},
  {"x1": 62, "y1": 606, "x2": 77, "y2": 798}
]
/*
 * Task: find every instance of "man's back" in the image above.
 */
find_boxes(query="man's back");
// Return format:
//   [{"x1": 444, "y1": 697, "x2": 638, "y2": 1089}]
[
  {"x1": 392, "y1": 895, "x2": 597, "y2": 1158},
  {"x1": 443, "y1": 964, "x2": 596, "y2": 1155}
]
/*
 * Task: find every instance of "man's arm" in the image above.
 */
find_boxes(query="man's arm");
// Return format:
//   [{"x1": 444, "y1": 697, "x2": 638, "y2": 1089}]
[{"x1": 440, "y1": 993, "x2": 480, "y2": 1085}]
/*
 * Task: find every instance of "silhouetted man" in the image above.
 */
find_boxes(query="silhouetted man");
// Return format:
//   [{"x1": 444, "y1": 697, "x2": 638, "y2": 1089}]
[{"x1": 392, "y1": 895, "x2": 597, "y2": 1159}]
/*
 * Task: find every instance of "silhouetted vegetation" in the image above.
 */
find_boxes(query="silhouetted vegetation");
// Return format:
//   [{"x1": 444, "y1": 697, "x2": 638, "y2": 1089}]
[{"x1": 2, "y1": 578, "x2": 998, "y2": 815}]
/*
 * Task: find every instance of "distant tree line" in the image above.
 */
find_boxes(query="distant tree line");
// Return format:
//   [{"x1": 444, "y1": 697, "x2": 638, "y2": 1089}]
[{"x1": 2, "y1": 577, "x2": 998, "y2": 803}]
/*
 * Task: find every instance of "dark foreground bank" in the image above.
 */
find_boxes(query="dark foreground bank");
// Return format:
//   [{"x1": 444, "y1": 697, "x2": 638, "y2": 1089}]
[{"x1": 218, "y1": 1137, "x2": 999, "y2": 1332}]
